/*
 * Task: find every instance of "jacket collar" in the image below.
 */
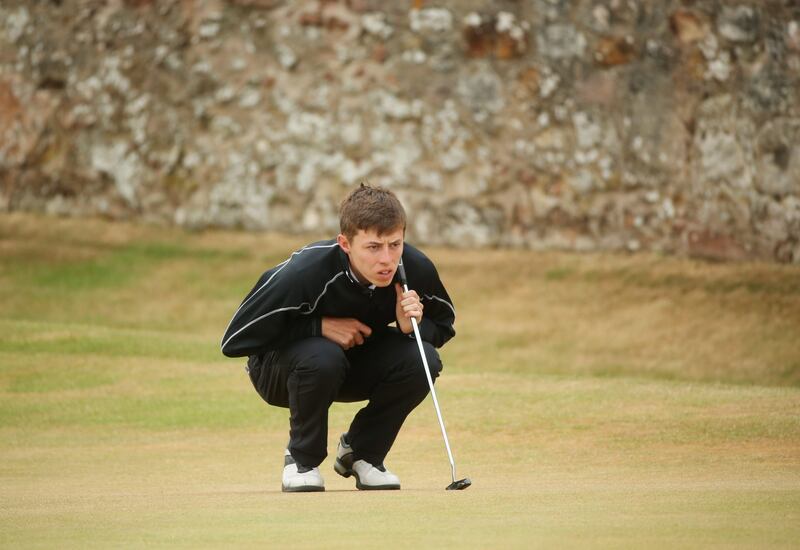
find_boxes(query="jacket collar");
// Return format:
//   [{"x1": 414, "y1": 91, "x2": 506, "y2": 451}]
[{"x1": 338, "y1": 246, "x2": 376, "y2": 291}]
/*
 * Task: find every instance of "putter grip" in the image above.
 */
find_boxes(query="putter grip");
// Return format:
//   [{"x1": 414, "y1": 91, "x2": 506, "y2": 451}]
[{"x1": 396, "y1": 262, "x2": 408, "y2": 286}]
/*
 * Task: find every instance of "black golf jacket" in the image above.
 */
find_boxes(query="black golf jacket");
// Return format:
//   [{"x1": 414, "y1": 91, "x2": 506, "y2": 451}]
[{"x1": 220, "y1": 240, "x2": 456, "y2": 358}]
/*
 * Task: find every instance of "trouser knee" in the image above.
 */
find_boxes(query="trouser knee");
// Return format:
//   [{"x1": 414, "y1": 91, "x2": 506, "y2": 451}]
[
  {"x1": 290, "y1": 340, "x2": 348, "y2": 388},
  {"x1": 252, "y1": 337, "x2": 348, "y2": 408},
  {"x1": 402, "y1": 340, "x2": 442, "y2": 387}
]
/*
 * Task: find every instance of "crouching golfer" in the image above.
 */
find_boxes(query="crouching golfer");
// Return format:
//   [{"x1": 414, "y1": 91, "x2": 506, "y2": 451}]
[{"x1": 221, "y1": 184, "x2": 456, "y2": 492}]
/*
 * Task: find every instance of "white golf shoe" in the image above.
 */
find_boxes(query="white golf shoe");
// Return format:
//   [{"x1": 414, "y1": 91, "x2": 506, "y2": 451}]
[
  {"x1": 282, "y1": 449, "x2": 324, "y2": 493},
  {"x1": 333, "y1": 434, "x2": 400, "y2": 490},
  {"x1": 352, "y1": 460, "x2": 401, "y2": 490}
]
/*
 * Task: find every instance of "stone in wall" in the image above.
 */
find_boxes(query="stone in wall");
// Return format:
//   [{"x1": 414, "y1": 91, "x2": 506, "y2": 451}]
[{"x1": 0, "y1": 0, "x2": 798, "y2": 263}]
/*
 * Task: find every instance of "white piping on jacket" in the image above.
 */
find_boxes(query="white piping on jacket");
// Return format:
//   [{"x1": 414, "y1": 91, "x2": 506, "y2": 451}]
[
  {"x1": 220, "y1": 243, "x2": 339, "y2": 352},
  {"x1": 423, "y1": 294, "x2": 456, "y2": 320},
  {"x1": 220, "y1": 271, "x2": 346, "y2": 354}
]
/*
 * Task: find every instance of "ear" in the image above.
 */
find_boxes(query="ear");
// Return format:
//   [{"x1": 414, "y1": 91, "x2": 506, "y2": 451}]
[{"x1": 337, "y1": 234, "x2": 350, "y2": 254}]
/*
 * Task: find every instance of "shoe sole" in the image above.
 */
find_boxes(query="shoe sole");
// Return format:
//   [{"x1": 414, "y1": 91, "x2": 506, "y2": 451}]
[
  {"x1": 282, "y1": 484, "x2": 325, "y2": 493},
  {"x1": 336, "y1": 460, "x2": 400, "y2": 490},
  {"x1": 353, "y1": 471, "x2": 401, "y2": 491}
]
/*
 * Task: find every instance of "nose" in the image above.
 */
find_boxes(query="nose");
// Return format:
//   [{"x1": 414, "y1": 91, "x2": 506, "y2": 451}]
[{"x1": 379, "y1": 247, "x2": 392, "y2": 265}]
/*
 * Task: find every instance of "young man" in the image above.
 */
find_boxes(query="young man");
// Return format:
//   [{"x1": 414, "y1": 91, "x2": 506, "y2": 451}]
[{"x1": 221, "y1": 184, "x2": 456, "y2": 492}]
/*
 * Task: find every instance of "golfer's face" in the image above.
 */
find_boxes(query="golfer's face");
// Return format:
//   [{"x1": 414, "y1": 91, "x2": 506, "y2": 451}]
[{"x1": 344, "y1": 228, "x2": 404, "y2": 287}]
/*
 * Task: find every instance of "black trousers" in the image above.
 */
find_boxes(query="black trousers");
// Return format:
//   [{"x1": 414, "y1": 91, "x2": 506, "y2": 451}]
[{"x1": 247, "y1": 332, "x2": 442, "y2": 468}]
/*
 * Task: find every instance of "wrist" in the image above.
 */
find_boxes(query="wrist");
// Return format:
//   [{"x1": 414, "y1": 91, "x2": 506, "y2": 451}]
[{"x1": 397, "y1": 319, "x2": 412, "y2": 334}]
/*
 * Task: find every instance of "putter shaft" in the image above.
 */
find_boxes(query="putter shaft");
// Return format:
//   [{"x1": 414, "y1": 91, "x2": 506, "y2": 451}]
[{"x1": 403, "y1": 282, "x2": 459, "y2": 485}]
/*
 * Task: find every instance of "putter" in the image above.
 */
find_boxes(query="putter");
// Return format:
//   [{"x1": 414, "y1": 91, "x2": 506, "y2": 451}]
[{"x1": 397, "y1": 261, "x2": 472, "y2": 491}]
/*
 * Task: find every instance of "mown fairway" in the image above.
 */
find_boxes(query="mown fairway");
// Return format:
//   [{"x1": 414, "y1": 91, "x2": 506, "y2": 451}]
[{"x1": 1, "y1": 213, "x2": 799, "y2": 548}]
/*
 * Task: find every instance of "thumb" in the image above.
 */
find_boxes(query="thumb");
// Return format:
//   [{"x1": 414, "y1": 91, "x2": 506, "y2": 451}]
[{"x1": 394, "y1": 282, "x2": 403, "y2": 300}]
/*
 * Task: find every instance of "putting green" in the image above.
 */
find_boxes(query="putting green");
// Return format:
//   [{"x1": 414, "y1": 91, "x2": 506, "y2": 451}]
[{"x1": 1, "y1": 213, "x2": 799, "y2": 548}]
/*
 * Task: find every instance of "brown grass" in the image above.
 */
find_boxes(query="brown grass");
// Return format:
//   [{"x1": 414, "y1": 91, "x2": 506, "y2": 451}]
[{"x1": 0, "y1": 212, "x2": 799, "y2": 548}]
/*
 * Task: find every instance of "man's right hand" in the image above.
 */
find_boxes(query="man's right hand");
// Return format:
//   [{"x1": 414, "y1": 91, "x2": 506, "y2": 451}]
[{"x1": 321, "y1": 317, "x2": 372, "y2": 350}]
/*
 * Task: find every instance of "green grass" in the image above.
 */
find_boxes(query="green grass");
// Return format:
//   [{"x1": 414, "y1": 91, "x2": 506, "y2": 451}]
[{"x1": 1, "y1": 212, "x2": 799, "y2": 548}]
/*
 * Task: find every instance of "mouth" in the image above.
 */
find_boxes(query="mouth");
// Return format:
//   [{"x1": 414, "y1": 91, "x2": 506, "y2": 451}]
[{"x1": 376, "y1": 268, "x2": 394, "y2": 281}]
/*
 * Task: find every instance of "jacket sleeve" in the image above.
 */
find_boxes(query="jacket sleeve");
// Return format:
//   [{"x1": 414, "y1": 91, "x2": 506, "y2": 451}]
[
  {"x1": 220, "y1": 263, "x2": 323, "y2": 358},
  {"x1": 408, "y1": 256, "x2": 456, "y2": 348}
]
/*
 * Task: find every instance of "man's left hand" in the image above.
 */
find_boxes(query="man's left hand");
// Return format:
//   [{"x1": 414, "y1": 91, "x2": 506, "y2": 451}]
[{"x1": 395, "y1": 283, "x2": 423, "y2": 334}]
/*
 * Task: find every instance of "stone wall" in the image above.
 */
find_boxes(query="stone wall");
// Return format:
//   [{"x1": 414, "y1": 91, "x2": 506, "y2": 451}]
[{"x1": 1, "y1": 0, "x2": 798, "y2": 262}]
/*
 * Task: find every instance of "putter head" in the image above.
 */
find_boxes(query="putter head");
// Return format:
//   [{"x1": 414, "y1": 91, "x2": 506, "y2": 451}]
[{"x1": 446, "y1": 478, "x2": 472, "y2": 490}]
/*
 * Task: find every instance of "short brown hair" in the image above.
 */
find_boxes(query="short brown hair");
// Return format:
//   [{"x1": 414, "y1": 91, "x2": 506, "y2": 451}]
[{"x1": 339, "y1": 183, "x2": 406, "y2": 240}]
